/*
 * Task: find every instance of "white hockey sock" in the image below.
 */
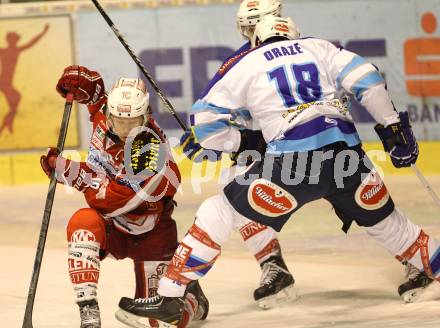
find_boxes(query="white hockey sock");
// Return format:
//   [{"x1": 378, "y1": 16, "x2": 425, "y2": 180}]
[
  {"x1": 158, "y1": 277, "x2": 187, "y2": 297},
  {"x1": 68, "y1": 238, "x2": 101, "y2": 302},
  {"x1": 366, "y1": 208, "x2": 440, "y2": 279},
  {"x1": 134, "y1": 260, "x2": 170, "y2": 298},
  {"x1": 239, "y1": 221, "x2": 280, "y2": 264},
  {"x1": 159, "y1": 194, "x2": 236, "y2": 296}
]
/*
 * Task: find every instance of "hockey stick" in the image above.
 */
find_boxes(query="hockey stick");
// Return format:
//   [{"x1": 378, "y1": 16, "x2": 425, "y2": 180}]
[
  {"x1": 90, "y1": 0, "x2": 188, "y2": 131},
  {"x1": 411, "y1": 163, "x2": 440, "y2": 208},
  {"x1": 22, "y1": 93, "x2": 74, "y2": 328}
]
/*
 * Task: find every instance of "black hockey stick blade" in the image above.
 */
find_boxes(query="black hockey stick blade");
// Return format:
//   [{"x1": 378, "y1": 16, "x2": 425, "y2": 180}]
[
  {"x1": 22, "y1": 93, "x2": 74, "y2": 328},
  {"x1": 90, "y1": 0, "x2": 188, "y2": 131}
]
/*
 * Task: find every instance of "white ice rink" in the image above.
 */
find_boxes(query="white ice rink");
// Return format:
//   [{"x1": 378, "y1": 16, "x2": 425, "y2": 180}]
[{"x1": 2, "y1": 177, "x2": 440, "y2": 328}]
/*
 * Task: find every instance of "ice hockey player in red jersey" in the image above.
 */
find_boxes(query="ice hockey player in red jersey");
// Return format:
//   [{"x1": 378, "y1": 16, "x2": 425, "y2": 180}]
[{"x1": 40, "y1": 65, "x2": 208, "y2": 328}]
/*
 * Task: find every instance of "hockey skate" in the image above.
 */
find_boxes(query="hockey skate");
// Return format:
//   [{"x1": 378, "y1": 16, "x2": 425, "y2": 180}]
[
  {"x1": 185, "y1": 280, "x2": 209, "y2": 321},
  {"x1": 398, "y1": 262, "x2": 440, "y2": 303},
  {"x1": 254, "y1": 256, "x2": 297, "y2": 309},
  {"x1": 117, "y1": 295, "x2": 185, "y2": 328},
  {"x1": 78, "y1": 299, "x2": 101, "y2": 328}
]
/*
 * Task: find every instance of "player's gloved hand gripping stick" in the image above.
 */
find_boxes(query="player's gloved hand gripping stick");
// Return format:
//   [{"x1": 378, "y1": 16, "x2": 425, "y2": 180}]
[
  {"x1": 179, "y1": 130, "x2": 222, "y2": 162},
  {"x1": 22, "y1": 93, "x2": 74, "y2": 328},
  {"x1": 375, "y1": 111, "x2": 440, "y2": 208},
  {"x1": 374, "y1": 111, "x2": 419, "y2": 168}
]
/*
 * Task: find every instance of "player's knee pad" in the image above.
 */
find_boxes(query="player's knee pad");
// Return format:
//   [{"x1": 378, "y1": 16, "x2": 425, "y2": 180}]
[
  {"x1": 194, "y1": 193, "x2": 236, "y2": 245},
  {"x1": 67, "y1": 208, "x2": 106, "y2": 245}
]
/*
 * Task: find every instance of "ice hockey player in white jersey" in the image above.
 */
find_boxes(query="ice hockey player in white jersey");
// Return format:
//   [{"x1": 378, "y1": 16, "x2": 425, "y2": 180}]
[
  {"x1": 118, "y1": 15, "x2": 440, "y2": 326},
  {"x1": 180, "y1": 0, "x2": 297, "y2": 309}
]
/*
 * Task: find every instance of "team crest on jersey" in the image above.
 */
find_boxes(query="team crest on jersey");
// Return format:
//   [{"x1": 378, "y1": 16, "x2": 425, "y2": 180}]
[
  {"x1": 355, "y1": 169, "x2": 390, "y2": 210},
  {"x1": 248, "y1": 179, "x2": 297, "y2": 217}
]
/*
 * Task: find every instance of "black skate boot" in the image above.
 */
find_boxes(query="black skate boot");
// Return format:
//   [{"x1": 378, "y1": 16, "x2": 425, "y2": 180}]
[
  {"x1": 117, "y1": 295, "x2": 185, "y2": 328},
  {"x1": 254, "y1": 255, "x2": 297, "y2": 309},
  {"x1": 78, "y1": 299, "x2": 101, "y2": 328},
  {"x1": 398, "y1": 261, "x2": 438, "y2": 303},
  {"x1": 185, "y1": 280, "x2": 209, "y2": 321}
]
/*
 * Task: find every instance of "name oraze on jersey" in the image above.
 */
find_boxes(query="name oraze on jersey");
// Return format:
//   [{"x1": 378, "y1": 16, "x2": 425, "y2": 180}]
[{"x1": 190, "y1": 38, "x2": 399, "y2": 154}]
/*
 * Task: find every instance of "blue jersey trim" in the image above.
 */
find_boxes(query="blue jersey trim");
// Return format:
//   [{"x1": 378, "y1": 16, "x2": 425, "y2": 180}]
[
  {"x1": 351, "y1": 70, "x2": 384, "y2": 102},
  {"x1": 283, "y1": 116, "x2": 356, "y2": 140},
  {"x1": 199, "y1": 42, "x2": 252, "y2": 99},
  {"x1": 192, "y1": 119, "x2": 231, "y2": 143},
  {"x1": 336, "y1": 55, "x2": 367, "y2": 90},
  {"x1": 191, "y1": 100, "x2": 232, "y2": 114},
  {"x1": 267, "y1": 127, "x2": 361, "y2": 153}
]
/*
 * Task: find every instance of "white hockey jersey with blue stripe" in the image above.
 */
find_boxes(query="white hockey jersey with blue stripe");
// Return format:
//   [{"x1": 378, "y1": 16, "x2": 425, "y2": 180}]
[{"x1": 190, "y1": 38, "x2": 399, "y2": 154}]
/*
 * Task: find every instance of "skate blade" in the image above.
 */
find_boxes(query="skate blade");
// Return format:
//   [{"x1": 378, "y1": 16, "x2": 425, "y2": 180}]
[
  {"x1": 115, "y1": 309, "x2": 178, "y2": 328},
  {"x1": 402, "y1": 280, "x2": 440, "y2": 303},
  {"x1": 257, "y1": 284, "x2": 298, "y2": 310}
]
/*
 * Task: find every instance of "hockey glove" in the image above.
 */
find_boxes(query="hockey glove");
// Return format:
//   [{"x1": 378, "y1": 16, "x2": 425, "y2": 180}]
[
  {"x1": 56, "y1": 65, "x2": 105, "y2": 105},
  {"x1": 231, "y1": 129, "x2": 267, "y2": 166},
  {"x1": 180, "y1": 130, "x2": 222, "y2": 163},
  {"x1": 40, "y1": 147, "x2": 59, "y2": 177},
  {"x1": 41, "y1": 147, "x2": 104, "y2": 191},
  {"x1": 374, "y1": 111, "x2": 419, "y2": 168}
]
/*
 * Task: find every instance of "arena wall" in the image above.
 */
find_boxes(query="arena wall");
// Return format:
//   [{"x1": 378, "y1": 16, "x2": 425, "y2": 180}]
[{"x1": 0, "y1": 0, "x2": 439, "y2": 185}]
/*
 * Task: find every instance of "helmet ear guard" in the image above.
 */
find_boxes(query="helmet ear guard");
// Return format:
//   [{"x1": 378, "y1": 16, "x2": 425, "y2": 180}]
[
  {"x1": 236, "y1": 0, "x2": 282, "y2": 40},
  {"x1": 252, "y1": 14, "x2": 300, "y2": 47}
]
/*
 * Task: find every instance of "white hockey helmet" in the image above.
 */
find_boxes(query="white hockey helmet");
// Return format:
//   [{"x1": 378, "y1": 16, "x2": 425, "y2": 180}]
[
  {"x1": 252, "y1": 14, "x2": 300, "y2": 46},
  {"x1": 107, "y1": 78, "x2": 150, "y2": 123},
  {"x1": 236, "y1": 0, "x2": 282, "y2": 40}
]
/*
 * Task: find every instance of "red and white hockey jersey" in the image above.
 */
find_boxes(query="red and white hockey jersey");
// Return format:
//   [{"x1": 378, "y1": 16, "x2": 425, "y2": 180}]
[{"x1": 54, "y1": 97, "x2": 181, "y2": 235}]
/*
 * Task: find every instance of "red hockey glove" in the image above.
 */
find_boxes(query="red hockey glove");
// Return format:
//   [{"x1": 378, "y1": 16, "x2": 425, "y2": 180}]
[
  {"x1": 56, "y1": 65, "x2": 105, "y2": 105},
  {"x1": 40, "y1": 147, "x2": 59, "y2": 178},
  {"x1": 40, "y1": 147, "x2": 105, "y2": 191}
]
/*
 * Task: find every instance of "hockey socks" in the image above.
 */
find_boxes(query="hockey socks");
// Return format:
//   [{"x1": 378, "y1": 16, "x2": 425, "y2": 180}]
[
  {"x1": 239, "y1": 221, "x2": 281, "y2": 264},
  {"x1": 67, "y1": 209, "x2": 106, "y2": 303},
  {"x1": 159, "y1": 223, "x2": 221, "y2": 297},
  {"x1": 366, "y1": 208, "x2": 440, "y2": 280}
]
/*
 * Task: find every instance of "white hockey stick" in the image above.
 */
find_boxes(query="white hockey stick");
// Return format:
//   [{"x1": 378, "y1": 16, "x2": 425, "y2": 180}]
[{"x1": 411, "y1": 164, "x2": 440, "y2": 208}]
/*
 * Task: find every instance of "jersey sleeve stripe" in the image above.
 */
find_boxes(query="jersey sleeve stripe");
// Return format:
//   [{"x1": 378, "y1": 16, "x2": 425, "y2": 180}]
[
  {"x1": 336, "y1": 55, "x2": 367, "y2": 89},
  {"x1": 191, "y1": 100, "x2": 232, "y2": 114},
  {"x1": 350, "y1": 71, "x2": 385, "y2": 101},
  {"x1": 192, "y1": 119, "x2": 232, "y2": 143}
]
